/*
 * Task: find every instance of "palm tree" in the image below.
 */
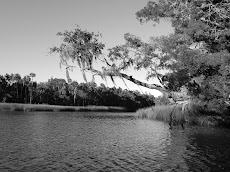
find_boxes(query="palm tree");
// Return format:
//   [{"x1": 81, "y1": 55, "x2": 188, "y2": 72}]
[
  {"x1": 29, "y1": 73, "x2": 36, "y2": 104},
  {"x1": 30, "y1": 73, "x2": 36, "y2": 83}
]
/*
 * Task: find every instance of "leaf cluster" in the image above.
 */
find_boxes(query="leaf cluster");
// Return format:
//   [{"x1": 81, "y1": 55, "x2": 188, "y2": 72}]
[
  {"x1": 136, "y1": 0, "x2": 230, "y2": 53},
  {"x1": 135, "y1": 0, "x2": 230, "y2": 110},
  {"x1": 50, "y1": 26, "x2": 105, "y2": 82}
]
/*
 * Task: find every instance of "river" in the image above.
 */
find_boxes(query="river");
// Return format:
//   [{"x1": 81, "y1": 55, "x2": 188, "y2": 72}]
[{"x1": 0, "y1": 111, "x2": 229, "y2": 171}]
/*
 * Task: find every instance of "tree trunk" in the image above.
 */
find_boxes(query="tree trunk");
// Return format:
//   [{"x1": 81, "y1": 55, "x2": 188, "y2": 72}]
[
  {"x1": 16, "y1": 84, "x2": 19, "y2": 101},
  {"x1": 24, "y1": 87, "x2": 27, "y2": 104},
  {"x1": 29, "y1": 88, "x2": 32, "y2": 104}
]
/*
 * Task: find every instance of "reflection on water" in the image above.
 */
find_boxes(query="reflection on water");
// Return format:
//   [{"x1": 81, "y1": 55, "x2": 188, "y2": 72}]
[{"x1": 0, "y1": 111, "x2": 230, "y2": 171}]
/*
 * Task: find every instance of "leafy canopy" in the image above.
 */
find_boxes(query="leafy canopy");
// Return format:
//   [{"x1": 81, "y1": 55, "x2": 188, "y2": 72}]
[
  {"x1": 50, "y1": 26, "x2": 105, "y2": 82},
  {"x1": 50, "y1": 0, "x2": 230, "y2": 108},
  {"x1": 136, "y1": 0, "x2": 230, "y2": 110}
]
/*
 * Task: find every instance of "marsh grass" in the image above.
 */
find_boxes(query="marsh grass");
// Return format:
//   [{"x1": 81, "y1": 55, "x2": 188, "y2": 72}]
[
  {"x1": 136, "y1": 103, "x2": 197, "y2": 126},
  {"x1": 135, "y1": 102, "x2": 226, "y2": 127},
  {"x1": 0, "y1": 103, "x2": 126, "y2": 112}
]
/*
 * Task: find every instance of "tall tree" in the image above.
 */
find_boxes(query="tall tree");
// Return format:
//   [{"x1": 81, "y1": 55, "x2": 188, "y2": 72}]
[
  {"x1": 50, "y1": 26, "x2": 105, "y2": 82},
  {"x1": 23, "y1": 75, "x2": 31, "y2": 104},
  {"x1": 50, "y1": 1, "x2": 230, "y2": 111},
  {"x1": 49, "y1": 28, "x2": 169, "y2": 94},
  {"x1": 29, "y1": 73, "x2": 36, "y2": 104},
  {"x1": 135, "y1": 0, "x2": 230, "y2": 111},
  {"x1": 30, "y1": 73, "x2": 36, "y2": 82},
  {"x1": 12, "y1": 73, "x2": 22, "y2": 102}
]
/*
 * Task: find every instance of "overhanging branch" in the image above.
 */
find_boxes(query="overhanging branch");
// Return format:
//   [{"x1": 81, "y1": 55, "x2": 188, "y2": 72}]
[{"x1": 88, "y1": 68, "x2": 168, "y2": 93}]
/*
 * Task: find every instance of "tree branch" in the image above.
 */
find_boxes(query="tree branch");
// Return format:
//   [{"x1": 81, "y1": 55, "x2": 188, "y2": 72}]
[{"x1": 87, "y1": 68, "x2": 168, "y2": 93}]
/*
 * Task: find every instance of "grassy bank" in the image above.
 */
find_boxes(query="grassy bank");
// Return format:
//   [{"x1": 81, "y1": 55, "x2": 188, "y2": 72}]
[
  {"x1": 0, "y1": 103, "x2": 127, "y2": 112},
  {"x1": 136, "y1": 103, "x2": 230, "y2": 128},
  {"x1": 1, "y1": 103, "x2": 229, "y2": 128},
  {"x1": 136, "y1": 104, "x2": 189, "y2": 128}
]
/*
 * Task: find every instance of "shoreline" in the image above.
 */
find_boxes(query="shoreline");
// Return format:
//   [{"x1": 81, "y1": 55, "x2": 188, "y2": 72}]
[
  {"x1": 136, "y1": 104, "x2": 230, "y2": 129},
  {"x1": 0, "y1": 103, "x2": 128, "y2": 112},
  {"x1": 1, "y1": 103, "x2": 230, "y2": 128}
]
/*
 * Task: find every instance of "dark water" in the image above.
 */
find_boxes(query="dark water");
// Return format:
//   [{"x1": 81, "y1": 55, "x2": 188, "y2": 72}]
[{"x1": 0, "y1": 112, "x2": 230, "y2": 172}]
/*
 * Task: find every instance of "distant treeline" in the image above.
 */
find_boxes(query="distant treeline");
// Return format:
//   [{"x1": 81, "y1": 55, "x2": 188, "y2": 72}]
[{"x1": 0, "y1": 73, "x2": 155, "y2": 111}]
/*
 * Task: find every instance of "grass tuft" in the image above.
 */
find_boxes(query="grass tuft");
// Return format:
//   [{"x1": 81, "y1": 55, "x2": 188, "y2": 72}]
[{"x1": 136, "y1": 103, "x2": 197, "y2": 126}]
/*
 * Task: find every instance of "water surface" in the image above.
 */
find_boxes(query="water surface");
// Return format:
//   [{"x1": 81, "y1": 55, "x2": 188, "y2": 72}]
[{"x1": 0, "y1": 111, "x2": 229, "y2": 171}]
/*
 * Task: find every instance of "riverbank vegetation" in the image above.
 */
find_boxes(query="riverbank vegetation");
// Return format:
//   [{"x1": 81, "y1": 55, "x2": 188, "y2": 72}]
[
  {"x1": 136, "y1": 103, "x2": 230, "y2": 128},
  {"x1": 49, "y1": 1, "x2": 230, "y2": 127},
  {"x1": 0, "y1": 103, "x2": 126, "y2": 112},
  {"x1": 136, "y1": 104, "x2": 185, "y2": 123},
  {"x1": 0, "y1": 74, "x2": 155, "y2": 111},
  {"x1": 2, "y1": 1, "x2": 230, "y2": 127}
]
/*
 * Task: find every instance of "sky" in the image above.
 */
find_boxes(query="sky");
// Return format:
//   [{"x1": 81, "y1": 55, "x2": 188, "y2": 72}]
[{"x1": 0, "y1": 0, "x2": 173, "y2": 97}]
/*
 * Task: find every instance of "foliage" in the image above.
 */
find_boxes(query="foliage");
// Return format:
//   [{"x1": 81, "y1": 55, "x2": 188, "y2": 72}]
[
  {"x1": 0, "y1": 73, "x2": 155, "y2": 111},
  {"x1": 49, "y1": 1, "x2": 230, "y2": 114},
  {"x1": 49, "y1": 26, "x2": 105, "y2": 82},
  {"x1": 136, "y1": 0, "x2": 230, "y2": 52},
  {"x1": 50, "y1": 27, "x2": 170, "y2": 93},
  {"x1": 135, "y1": 0, "x2": 230, "y2": 112}
]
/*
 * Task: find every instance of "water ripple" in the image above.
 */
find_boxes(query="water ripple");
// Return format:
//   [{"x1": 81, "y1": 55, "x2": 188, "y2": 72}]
[{"x1": 0, "y1": 112, "x2": 230, "y2": 171}]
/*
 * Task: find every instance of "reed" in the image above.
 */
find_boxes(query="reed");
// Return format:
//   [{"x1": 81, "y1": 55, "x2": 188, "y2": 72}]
[{"x1": 136, "y1": 103, "x2": 195, "y2": 128}]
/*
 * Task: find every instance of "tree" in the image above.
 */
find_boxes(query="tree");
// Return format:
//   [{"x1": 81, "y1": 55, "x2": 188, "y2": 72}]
[
  {"x1": 12, "y1": 73, "x2": 22, "y2": 102},
  {"x1": 50, "y1": 1, "x2": 230, "y2": 112},
  {"x1": 29, "y1": 73, "x2": 36, "y2": 104},
  {"x1": 135, "y1": 0, "x2": 230, "y2": 111},
  {"x1": 50, "y1": 26, "x2": 105, "y2": 82},
  {"x1": 30, "y1": 73, "x2": 36, "y2": 82},
  {"x1": 136, "y1": 0, "x2": 230, "y2": 51},
  {"x1": 49, "y1": 28, "x2": 168, "y2": 94},
  {"x1": 22, "y1": 75, "x2": 30, "y2": 104},
  {"x1": 0, "y1": 75, "x2": 8, "y2": 102}
]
